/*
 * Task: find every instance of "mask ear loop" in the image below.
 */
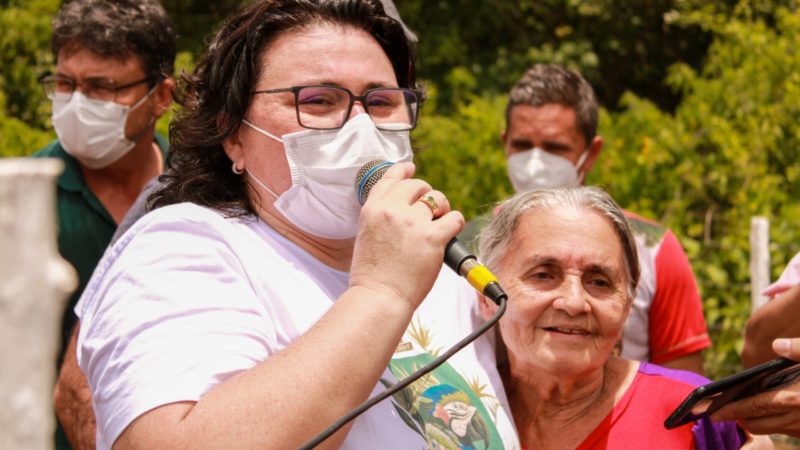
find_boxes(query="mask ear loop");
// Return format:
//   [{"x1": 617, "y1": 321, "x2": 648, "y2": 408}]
[
  {"x1": 575, "y1": 149, "x2": 591, "y2": 184},
  {"x1": 246, "y1": 168, "x2": 279, "y2": 200},
  {"x1": 126, "y1": 84, "x2": 161, "y2": 143},
  {"x1": 238, "y1": 119, "x2": 285, "y2": 201},
  {"x1": 242, "y1": 119, "x2": 283, "y2": 142}
]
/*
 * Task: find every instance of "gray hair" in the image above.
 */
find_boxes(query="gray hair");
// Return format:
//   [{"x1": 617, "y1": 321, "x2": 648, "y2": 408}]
[{"x1": 478, "y1": 187, "x2": 640, "y2": 301}]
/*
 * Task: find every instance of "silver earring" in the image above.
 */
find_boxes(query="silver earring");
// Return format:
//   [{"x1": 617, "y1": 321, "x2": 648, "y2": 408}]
[{"x1": 232, "y1": 162, "x2": 244, "y2": 175}]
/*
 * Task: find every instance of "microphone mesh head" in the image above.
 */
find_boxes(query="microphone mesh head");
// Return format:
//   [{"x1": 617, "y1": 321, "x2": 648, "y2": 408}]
[{"x1": 355, "y1": 159, "x2": 393, "y2": 206}]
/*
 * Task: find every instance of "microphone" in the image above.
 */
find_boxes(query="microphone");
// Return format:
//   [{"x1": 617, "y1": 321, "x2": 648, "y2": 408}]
[{"x1": 354, "y1": 160, "x2": 507, "y2": 305}]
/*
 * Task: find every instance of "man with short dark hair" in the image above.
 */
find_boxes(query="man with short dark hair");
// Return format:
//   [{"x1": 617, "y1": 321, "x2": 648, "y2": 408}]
[
  {"x1": 462, "y1": 63, "x2": 711, "y2": 374},
  {"x1": 31, "y1": 1, "x2": 176, "y2": 448}
]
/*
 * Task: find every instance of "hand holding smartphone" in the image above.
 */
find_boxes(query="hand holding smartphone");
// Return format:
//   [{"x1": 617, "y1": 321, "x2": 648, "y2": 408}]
[{"x1": 664, "y1": 357, "x2": 800, "y2": 429}]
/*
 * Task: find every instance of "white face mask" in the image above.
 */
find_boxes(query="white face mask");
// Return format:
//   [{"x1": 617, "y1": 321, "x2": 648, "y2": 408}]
[
  {"x1": 506, "y1": 147, "x2": 589, "y2": 193},
  {"x1": 51, "y1": 88, "x2": 155, "y2": 169},
  {"x1": 243, "y1": 114, "x2": 413, "y2": 239}
]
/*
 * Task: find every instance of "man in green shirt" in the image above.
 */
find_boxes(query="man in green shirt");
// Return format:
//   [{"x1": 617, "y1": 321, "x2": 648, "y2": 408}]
[
  {"x1": 30, "y1": 1, "x2": 176, "y2": 448},
  {"x1": 34, "y1": 135, "x2": 168, "y2": 359}
]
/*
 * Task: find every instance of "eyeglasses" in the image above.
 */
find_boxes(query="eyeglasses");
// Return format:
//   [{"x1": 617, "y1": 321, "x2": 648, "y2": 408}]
[
  {"x1": 250, "y1": 85, "x2": 422, "y2": 131},
  {"x1": 40, "y1": 73, "x2": 151, "y2": 102}
]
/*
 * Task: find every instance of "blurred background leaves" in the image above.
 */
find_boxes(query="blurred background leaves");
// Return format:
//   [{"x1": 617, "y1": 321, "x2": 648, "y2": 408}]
[{"x1": 2, "y1": 0, "x2": 799, "y2": 379}]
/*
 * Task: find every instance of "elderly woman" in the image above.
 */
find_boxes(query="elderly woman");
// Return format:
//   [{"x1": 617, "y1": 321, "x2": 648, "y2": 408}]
[
  {"x1": 477, "y1": 187, "x2": 750, "y2": 449},
  {"x1": 74, "y1": 1, "x2": 517, "y2": 449}
]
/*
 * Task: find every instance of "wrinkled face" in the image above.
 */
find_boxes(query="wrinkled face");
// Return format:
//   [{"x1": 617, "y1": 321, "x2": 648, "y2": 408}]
[
  {"x1": 504, "y1": 103, "x2": 587, "y2": 164},
  {"x1": 495, "y1": 205, "x2": 630, "y2": 377},
  {"x1": 225, "y1": 23, "x2": 398, "y2": 199}
]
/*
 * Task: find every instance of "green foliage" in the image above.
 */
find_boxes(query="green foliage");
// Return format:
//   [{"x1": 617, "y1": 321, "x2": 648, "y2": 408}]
[
  {"x1": 398, "y1": 0, "x2": 719, "y2": 114},
  {"x1": 411, "y1": 2, "x2": 800, "y2": 379},
  {"x1": 1, "y1": 0, "x2": 798, "y2": 380},
  {"x1": 0, "y1": 93, "x2": 53, "y2": 156},
  {"x1": 413, "y1": 94, "x2": 511, "y2": 219},
  {"x1": 155, "y1": 50, "x2": 196, "y2": 138},
  {"x1": 0, "y1": 0, "x2": 55, "y2": 127},
  {"x1": 0, "y1": 0, "x2": 58, "y2": 156},
  {"x1": 160, "y1": 0, "x2": 244, "y2": 54},
  {"x1": 594, "y1": 5, "x2": 800, "y2": 377}
]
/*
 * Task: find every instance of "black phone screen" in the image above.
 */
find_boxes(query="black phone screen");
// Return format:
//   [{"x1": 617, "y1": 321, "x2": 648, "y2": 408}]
[{"x1": 664, "y1": 357, "x2": 800, "y2": 429}]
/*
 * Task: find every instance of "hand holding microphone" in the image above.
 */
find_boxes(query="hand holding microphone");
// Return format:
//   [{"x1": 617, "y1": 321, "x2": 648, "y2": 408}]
[
  {"x1": 348, "y1": 161, "x2": 465, "y2": 312},
  {"x1": 354, "y1": 160, "x2": 506, "y2": 305},
  {"x1": 300, "y1": 160, "x2": 508, "y2": 450}
]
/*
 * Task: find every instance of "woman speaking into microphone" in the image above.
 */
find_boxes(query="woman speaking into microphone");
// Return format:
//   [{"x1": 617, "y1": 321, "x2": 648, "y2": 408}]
[{"x1": 73, "y1": 1, "x2": 518, "y2": 449}]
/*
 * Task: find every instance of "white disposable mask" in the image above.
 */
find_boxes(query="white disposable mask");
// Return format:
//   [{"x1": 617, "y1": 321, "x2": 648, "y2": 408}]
[
  {"x1": 51, "y1": 88, "x2": 155, "y2": 169},
  {"x1": 243, "y1": 114, "x2": 413, "y2": 239},
  {"x1": 506, "y1": 147, "x2": 589, "y2": 192}
]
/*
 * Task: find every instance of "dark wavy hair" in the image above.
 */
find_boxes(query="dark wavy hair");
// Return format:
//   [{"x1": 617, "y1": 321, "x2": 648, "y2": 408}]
[
  {"x1": 52, "y1": 0, "x2": 176, "y2": 84},
  {"x1": 505, "y1": 64, "x2": 598, "y2": 147},
  {"x1": 150, "y1": 0, "x2": 415, "y2": 215}
]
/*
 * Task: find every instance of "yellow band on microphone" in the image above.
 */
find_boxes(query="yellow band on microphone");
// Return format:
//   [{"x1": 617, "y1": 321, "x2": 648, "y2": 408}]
[{"x1": 466, "y1": 265, "x2": 499, "y2": 294}]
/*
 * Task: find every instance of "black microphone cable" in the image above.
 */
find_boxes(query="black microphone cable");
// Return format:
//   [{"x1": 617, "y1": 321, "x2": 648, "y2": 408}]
[{"x1": 297, "y1": 293, "x2": 507, "y2": 450}]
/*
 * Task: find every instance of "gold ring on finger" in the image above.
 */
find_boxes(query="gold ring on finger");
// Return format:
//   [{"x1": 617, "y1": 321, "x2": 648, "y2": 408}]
[{"x1": 418, "y1": 194, "x2": 439, "y2": 216}]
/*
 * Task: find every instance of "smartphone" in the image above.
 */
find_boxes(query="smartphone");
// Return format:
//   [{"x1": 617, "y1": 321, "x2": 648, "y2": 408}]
[{"x1": 664, "y1": 357, "x2": 800, "y2": 429}]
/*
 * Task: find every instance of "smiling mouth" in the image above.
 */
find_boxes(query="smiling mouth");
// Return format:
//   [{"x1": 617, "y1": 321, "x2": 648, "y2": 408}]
[{"x1": 543, "y1": 326, "x2": 590, "y2": 335}]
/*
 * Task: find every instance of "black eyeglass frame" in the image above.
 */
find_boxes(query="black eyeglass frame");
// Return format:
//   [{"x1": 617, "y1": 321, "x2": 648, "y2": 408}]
[
  {"x1": 39, "y1": 72, "x2": 155, "y2": 102},
  {"x1": 249, "y1": 84, "x2": 423, "y2": 131}
]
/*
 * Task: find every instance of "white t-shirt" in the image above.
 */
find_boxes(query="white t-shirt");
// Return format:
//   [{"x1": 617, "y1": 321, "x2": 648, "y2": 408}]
[{"x1": 76, "y1": 202, "x2": 519, "y2": 450}]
